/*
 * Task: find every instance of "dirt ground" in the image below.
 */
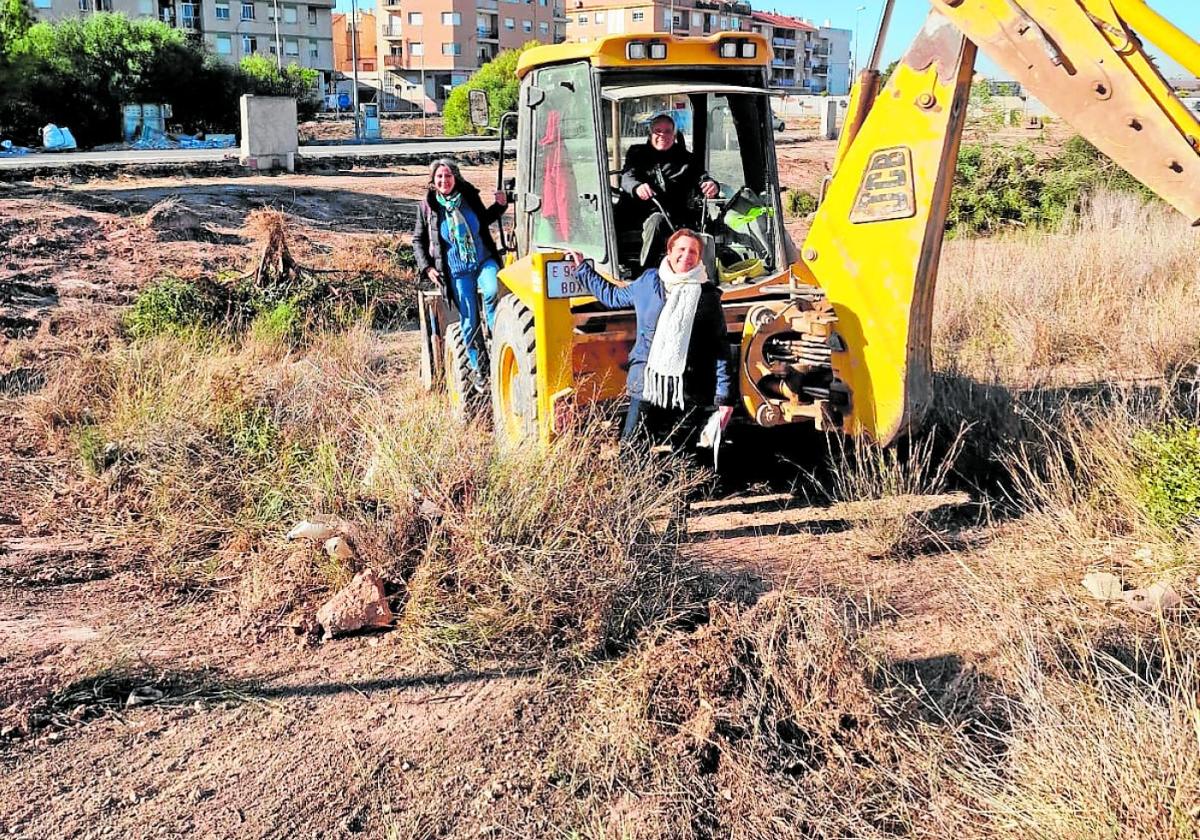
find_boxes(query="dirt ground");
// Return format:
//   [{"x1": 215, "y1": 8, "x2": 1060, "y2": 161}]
[{"x1": 0, "y1": 140, "x2": 1090, "y2": 838}]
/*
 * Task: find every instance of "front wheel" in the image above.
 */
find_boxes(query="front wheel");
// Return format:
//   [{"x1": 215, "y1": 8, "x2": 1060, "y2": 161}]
[
  {"x1": 489, "y1": 295, "x2": 538, "y2": 447},
  {"x1": 444, "y1": 322, "x2": 479, "y2": 421}
]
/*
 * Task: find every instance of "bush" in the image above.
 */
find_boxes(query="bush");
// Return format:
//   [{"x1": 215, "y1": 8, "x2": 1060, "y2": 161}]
[
  {"x1": 123, "y1": 277, "x2": 223, "y2": 339},
  {"x1": 950, "y1": 136, "x2": 1156, "y2": 235},
  {"x1": 239, "y1": 55, "x2": 321, "y2": 121},
  {"x1": 785, "y1": 188, "x2": 819, "y2": 217},
  {"x1": 443, "y1": 41, "x2": 538, "y2": 136},
  {"x1": 1133, "y1": 421, "x2": 1200, "y2": 534}
]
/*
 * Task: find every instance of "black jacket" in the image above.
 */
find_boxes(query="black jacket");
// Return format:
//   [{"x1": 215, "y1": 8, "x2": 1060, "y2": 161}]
[
  {"x1": 412, "y1": 181, "x2": 505, "y2": 284},
  {"x1": 619, "y1": 141, "x2": 712, "y2": 228}
]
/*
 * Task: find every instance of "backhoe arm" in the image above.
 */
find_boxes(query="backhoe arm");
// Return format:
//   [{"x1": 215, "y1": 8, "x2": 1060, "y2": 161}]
[{"x1": 797, "y1": 1, "x2": 1200, "y2": 445}]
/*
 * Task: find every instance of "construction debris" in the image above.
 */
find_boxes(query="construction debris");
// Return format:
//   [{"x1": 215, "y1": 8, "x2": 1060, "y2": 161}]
[
  {"x1": 323, "y1": 535, "x2": 354, "y2": 561},
  {"x1": 315, "y1": 569, "x2": 393, "y2": 640},
  {"x1": 1081, "y1": 571, "x2": 1124, "y2": 602},
  {"x1": 286, "y1": 515, "x2": 343, "y2": 542},
  {"x1": 1122, "y1": 581, "x2": 1183, "y2": 614}
]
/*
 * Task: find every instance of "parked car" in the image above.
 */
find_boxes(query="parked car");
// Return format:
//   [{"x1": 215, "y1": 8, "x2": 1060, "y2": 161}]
[{"x1": 771, "y1": 111, "x2": 786, "y2": 132}]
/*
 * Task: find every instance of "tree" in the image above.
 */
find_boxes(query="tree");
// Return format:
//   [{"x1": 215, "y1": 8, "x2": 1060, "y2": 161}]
[
  {"x1": 239, "y1": 55, "x2": 322, "y2": 120},
  {"x1": 0, "y1": 0, "x2": 33, "y2": 51},
  {"x1": 443, "y1": 40, "x2": 539, "y2": 136}
]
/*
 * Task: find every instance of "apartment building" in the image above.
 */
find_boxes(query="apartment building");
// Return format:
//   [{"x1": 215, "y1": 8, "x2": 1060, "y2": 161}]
[
  {"x1": 333, "y1": 10, "x2": 378, "y2": 73},
  {"x1": 33, "y1": 0, "x2": 336, "y2": 88},
  {"x1": 374, "y1": 0, "x2": 568, "y2": 112},
  {"x1": 565, "y1": 0, "x2": 748, "y2": 42},
  {"x1": 748, "y1": 10, "x2": 850, "y2": 94}
]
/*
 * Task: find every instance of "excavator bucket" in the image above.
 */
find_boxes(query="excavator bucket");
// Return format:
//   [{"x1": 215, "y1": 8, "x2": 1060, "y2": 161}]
[{"x1": 798, "y1": 11, "x2": 977, "y2": 444}]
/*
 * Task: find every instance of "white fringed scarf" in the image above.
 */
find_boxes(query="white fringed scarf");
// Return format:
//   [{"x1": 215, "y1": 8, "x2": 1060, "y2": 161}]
[{"x1": 642, "y1": 257, "x2": 709, "y2": 410}]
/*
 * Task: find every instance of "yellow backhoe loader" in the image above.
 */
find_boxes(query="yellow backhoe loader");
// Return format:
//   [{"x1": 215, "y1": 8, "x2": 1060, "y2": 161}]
[{"x1": 418, "y1": 0, "x2": 1200, "y2": 447}]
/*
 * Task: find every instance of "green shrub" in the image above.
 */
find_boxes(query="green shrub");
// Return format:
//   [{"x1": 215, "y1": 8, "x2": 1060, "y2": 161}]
[
  {"x1": 249, "y1": 298, "x2": 304, "y2": 345},
  {"x1": 1132, "y1": 421, "x2": 1200, "y2": 534},
  {"x1": 784, "y1": 189, "x2": 819, "y2": 217},
  {"x1": 76, "y1": 424, "x2": 109, "y2": 476},
  {"x1": 443, "y1": 41, "x2": 538, "y2": 136},
  {"x1": 950, "y1": 136, "x2": 1156, "y2": 235},
  {"x1": 123, "y1": 278, "x2": 222, "y2": 339}
]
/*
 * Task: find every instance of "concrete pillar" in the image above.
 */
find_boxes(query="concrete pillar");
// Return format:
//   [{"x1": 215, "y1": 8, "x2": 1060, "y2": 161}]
[
  {"x1": 239, "y1": 95, "x2": 299, "y2": 172},
  {"x1": 820, "y1": 99, "x2": 839, "y2": 140}
]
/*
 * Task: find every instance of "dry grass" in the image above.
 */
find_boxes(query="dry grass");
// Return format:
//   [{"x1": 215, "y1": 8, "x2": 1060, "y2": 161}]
[{"x1": 936, "y1": 191, "x2": 1200, "y2": 383}]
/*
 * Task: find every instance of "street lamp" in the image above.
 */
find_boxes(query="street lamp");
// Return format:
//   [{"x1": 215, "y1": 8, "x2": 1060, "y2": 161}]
[
  {"x1": 350, "y1": 0, "x2": 361, "y2": 139},
  {"x1": 853, "y1": 4, "x2": 866, "y2": 77}
]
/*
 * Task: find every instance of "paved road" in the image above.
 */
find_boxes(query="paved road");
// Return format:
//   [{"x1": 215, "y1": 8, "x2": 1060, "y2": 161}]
[{"x1": 0, "y1": 137, "x2": 502, "y2": 169}]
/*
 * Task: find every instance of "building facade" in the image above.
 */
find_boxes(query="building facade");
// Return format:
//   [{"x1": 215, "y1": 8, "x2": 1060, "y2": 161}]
[
  {"x1": 373, "y1": 0, "x2": 568, "y2": 112},
  {"x1": 333, "y1": 10, "x2": 378, "y2": 74},
  {"x1": 565, "y1": 0, "x2": 748, "y2": 42},
  {"x1": 33, "y1": 0, "x2": 335, "y2": 88},
  {"x1": 748, "y1": 11, "x2": 850, "y2": 95}
]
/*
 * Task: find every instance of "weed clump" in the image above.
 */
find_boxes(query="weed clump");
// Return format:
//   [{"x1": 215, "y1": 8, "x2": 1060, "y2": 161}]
[
  {"x1": 122, "y1": 276, "x2": 224, "y2": 339},
  {"x1": 950, "y1": 136, "x2": 1154, "y2": 235},
  {"x1": 785, "y1": 188, "x2": 819, "y2": 217},
  {"x1": 1132, "y1": 420, "x2": 1200, "y2": 535}
]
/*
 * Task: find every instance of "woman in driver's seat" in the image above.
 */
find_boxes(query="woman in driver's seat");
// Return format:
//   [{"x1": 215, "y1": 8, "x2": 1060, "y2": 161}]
[
  {"x1": 567, "y1": 228, "x2": 734, "y2": 446},
  {"x1": 620, "y1": 113, "x2": 720, "y2": 230}
]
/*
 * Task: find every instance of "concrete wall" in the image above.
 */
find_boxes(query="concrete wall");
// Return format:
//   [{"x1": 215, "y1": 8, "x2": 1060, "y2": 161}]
[
  {"x1": 240, "y1": 95, "x2": 298, "y2": 169},
  {"x1": 773, "y1": 94, "x2": 850, "y2": 119}
]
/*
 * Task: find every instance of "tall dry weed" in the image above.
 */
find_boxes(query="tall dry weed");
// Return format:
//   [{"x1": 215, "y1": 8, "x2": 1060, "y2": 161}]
[{"x1": 936, "y1": 191, "x2": 1200, "y2": 384}]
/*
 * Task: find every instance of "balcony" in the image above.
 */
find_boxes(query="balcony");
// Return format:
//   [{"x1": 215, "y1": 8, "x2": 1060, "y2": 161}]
[
  {"x1": 381, "y1": 0, "x2": 402, "y2": 9},
  {"x1": 813, "y1": 64, "x2": 828, "y2": 75},
  {"x1": 771, "y1": 36, "x2": 795, "y2": 47},
  {"x1": 382, "y1": 25, "x2": 403, "y2": 38},
  {"x1": 477, "y1": 0, "x2": 498, "y2": 8},
  {"x1": 774, "y1": 78, "x2": 796, "y2": 87},
  {"x1": 477, "y1": 26, "x2": 499, "y2": 39},
  {"x1": 771, "y1": 58, "x2": 791, "y2": 68},
  {"x1": 385, "y1": 54, "x2": 404, "y2": 68}
]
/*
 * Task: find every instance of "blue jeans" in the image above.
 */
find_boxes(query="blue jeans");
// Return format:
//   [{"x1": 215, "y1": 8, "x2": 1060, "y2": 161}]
[{"x1": 451, "y1": 259, "x2": 499, "y2": 372}]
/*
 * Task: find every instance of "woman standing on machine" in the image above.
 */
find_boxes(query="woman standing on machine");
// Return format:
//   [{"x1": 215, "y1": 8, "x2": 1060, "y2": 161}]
[{"x1": 413, "y1": 158, "x2": 508, "y2": 388}]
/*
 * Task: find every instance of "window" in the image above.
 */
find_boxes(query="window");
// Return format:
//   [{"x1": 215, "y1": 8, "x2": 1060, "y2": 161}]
[
  {"x1": 216, "y1": 34, "x2": 232, "y2": 54},
  {"x1": 34, "y1": 0, "x2": 52, "y2": 8},
  {"x1": 672, "y1": 12, "x2": 682, "y2": 28},
  {"x1": 311, "y1": 43, "x2": 320, "y2": 60},
  {"x1": 579, "y1": 35, "x2": 588, "y2": 42},
  {"x1": 691, "y1": 12, "x2": 701, "y2": 26},
  {"x1": 242, "y1": 34, "x2": 257, "y2": 52},
  {"x1": 577, "y1": 14, "x2": 586, "y2": 23},
  {"x1": 631, "y1": 10, "x2": 643, "y2": 22},
  {"x1": 729, "y1": 15, "x2": 738, "y2": 28},
  {"x1": 241, "y1": 2, "x2": 254, "y2": 20},
  {"x1": 283, "y1": 4, "x2": 297, "y2": 22},
  {"x1": 308, "y1": 6, "x2": 316, "y2": 24},
  {"x1": 441, "y1": 11, "x2": 460, "y2": 24},
  {"x1": 503, "y1": 16, "x2": 514, "y2": 28},
  {"x1": 181, "y1": 2, "x2": 199, "y2": 27},
  {"x1": 719, "y1": 16, "x2": 727, "y2": 29},
  {"x1": 442, "y1": 42, "x2": 461, "y2": 55},
  {"x1": 528, "y1": 61, "x2": 605, "y2": 257},
  {"x1": 595, "y1": 10, "x2": 604, "y2": 22},
  {"x1": 409, "y1": 41, "x2": 423, "y2": 55},
  {"x1": 539, "y1": 0, "x2": 547, "y2": 6},
  {"x1": 407, "y1": 11, "x2": 421, "y2": 24},
  {"x1": 538, "y1": 20, "x2": 547, "y2": 33},
  {"x1": 215, "y1": 1, "x2": 230, "y2": 19},
  {"x1": 285, "y1": 38, "x2": 299, "y2": 55},
  {"x1": 522, "y1": 18, "x2": 531, "y2": 30},
  {"x1": 662, "y1": 10, "x2": 670, "y2": 27}
]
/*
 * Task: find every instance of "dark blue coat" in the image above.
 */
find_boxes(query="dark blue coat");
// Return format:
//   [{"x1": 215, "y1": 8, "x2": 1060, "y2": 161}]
[{"x1": 574, "y1": 260, "x2": 734, "y2": 408}]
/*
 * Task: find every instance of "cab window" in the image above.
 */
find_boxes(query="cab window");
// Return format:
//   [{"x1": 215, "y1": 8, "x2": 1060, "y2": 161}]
[{"x1": 528, "y1": 61, "x2": 606, "y2": 259}]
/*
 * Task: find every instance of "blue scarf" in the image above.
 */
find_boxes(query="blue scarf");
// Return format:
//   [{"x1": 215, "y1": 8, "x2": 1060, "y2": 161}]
[{"x1": 435, "y1": 191, "x2": 478, "y2": 267}]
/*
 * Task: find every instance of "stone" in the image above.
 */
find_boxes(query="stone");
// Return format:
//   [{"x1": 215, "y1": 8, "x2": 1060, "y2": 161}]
[
  {"x1": 286, "y1": 515, "x2": 341, "y2": 542},
  {"x1": 126, "y1": 687, "x2": 164, "y2": 708},
  {"x1": 1082, "y1": 571, "x2": 1124, "y2": 602},
  {"x1": 323, "y1": 535, "x2": 354, "y2": 562},
  {"x1": 1123, "y1": 581, "x2": 1183, "y2": 614},
  {"x1": 316, "y1": 569, "x2": 393, "y2": 640}
]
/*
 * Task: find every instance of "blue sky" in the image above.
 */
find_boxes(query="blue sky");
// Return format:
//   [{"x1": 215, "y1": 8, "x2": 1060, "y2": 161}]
[
  {"x1": 771, "y1": 0, "x2": 1199, "y2": 78},
  {"x1": 336, "y1": 0, "x2": 1199, "y2": 79}
]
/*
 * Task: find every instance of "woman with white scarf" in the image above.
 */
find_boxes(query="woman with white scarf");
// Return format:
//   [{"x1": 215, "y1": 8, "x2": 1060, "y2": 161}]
[{"x1": 568, "y1": 229, "x2": 735, "y2": 445}]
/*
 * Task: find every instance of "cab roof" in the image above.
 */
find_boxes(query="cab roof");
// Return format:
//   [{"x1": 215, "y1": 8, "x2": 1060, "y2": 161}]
[{"x1": 515, "y1": 32, "x2": 771, "y2": 79}]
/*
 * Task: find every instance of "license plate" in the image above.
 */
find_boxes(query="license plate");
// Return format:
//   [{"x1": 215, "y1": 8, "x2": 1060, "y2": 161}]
[{"x1": 545, "y1": 259, "x2": 588, "y2": 299}]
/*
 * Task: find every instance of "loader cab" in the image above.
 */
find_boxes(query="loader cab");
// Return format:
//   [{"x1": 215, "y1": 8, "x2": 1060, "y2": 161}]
[{"x1": 512, "y1": 36, "x2": 787, "y2": 285}]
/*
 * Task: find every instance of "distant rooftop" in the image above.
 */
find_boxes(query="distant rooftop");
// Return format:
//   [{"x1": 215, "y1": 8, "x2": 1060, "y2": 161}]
[{"x1": 750, "y1": 11, "x2": 816, "y2": 32}]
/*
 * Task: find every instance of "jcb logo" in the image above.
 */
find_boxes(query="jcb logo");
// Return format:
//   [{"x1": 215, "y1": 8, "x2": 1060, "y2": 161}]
[{"x1": 850, "y1": 146, "x2": 917, "y2": 223}]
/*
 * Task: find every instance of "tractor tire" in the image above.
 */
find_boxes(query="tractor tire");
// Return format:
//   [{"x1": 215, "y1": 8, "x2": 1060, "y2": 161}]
[
  {"x1": 444, "y1": 322, "x2": 477, "y2": 421},
  {"x1": 490, "y1": 295, "x2": 539, "y2": 447}
]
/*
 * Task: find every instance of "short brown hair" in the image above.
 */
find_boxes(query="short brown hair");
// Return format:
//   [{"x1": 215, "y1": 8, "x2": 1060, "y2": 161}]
[{"x1": 665, "y1": 228, "x2": 702, "y2": 252}]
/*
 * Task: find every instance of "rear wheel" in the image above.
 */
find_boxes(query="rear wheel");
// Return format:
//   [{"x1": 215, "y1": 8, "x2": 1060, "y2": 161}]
[
  {"x1": 490, "y1": 295, "x2": 538, "y2": 447},
  {"x1": 444, "y1": 322, "x2": 476, "y2": 420}
]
